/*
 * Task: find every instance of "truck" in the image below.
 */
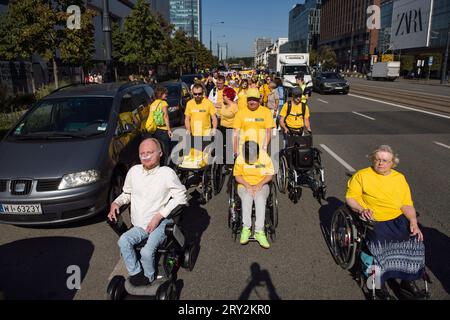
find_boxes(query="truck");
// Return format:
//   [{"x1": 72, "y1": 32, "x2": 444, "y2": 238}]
[
  {"x1": 367, "y1": 61, "x2": 400, "y2": 81},
  {"x1": 275, "y1": 53, "x2": 313, "y2": 91}
]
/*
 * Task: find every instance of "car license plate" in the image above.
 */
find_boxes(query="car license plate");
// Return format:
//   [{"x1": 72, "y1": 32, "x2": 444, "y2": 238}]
[
  {"x1": 0, "y1": 204, "x2": 42, "y2": 214},
  {"x1": 335, "y1": 87, "x2": 343, "y2": 90}
]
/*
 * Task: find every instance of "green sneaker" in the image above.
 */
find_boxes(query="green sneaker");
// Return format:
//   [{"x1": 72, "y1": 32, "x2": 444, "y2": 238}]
[
  {"x1": 240, "y1": 227, "x2": 251, "y2": 245},
  {"x1": 254, "y1": 231, "x2": 270, "y2": 249}
]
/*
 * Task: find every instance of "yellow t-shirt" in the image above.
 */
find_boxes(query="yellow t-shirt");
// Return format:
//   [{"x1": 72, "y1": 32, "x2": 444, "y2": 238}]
[
  {"x1": 215, "y1": 89, "x2": 224, "y2": 118},
  {"x1": 233, "y1": 106, "x2": 275, "y2": 148},
  {"x1": 279, "y1": 102, "x2": 310, "y2": 129},
  {"x1": 259, "y1": 84, "x2": 270, "y2": 104},
  {"x1": 185, "y1": 98, "x2": 216, "y2": 136},
  {"x1": 220, "y1": 102, "x2": 238, "y2": 128},
  {"x1": 146, "y1": 99, "x2": 169, "y2": 131},
  {"x1": 237, "y1": 91, "x2": 248, "y2": 111},
  {"x1": 346, "y1": 167, "x2": 414, "y2": 222},
  {"x1": 233, "y1": 150, "x2": 275, "y2": 187}
]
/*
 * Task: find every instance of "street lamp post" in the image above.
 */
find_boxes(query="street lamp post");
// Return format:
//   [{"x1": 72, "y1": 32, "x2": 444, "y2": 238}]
[
  {"x1": 102, "y1": 0, "x2": 114, "y2": 82},
  {"x1": 441, "y1": 22, "x2": 450, "y2": 84},
  {"x1": 210, "y1": 22, "x2": 224, "y2": 54}
]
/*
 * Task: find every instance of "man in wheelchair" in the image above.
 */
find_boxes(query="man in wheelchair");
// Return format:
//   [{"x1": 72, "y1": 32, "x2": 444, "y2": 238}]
[
  {"x1": 233, "y1": 140, "x2": 275, "y2": 249},
  {"x1": 345, "y1": 145, "x2": 427, "y2": 300},
  {"x1": 108, "y1": 138, "x2": 187, "y2": 287}
]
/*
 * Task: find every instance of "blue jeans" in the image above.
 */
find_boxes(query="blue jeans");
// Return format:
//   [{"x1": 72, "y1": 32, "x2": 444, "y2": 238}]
[{"x1": 118, "y1": 219, "x2": 173, "y2": 282}]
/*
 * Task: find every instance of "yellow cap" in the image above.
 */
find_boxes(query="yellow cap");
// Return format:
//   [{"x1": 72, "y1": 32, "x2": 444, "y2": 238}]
[{"x1": 246, "y1": 88, "x2": 260, "y2": 99}]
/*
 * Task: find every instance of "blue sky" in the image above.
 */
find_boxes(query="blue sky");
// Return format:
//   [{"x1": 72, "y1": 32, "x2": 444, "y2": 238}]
[{"x1": 201, "y1": 0, "x2": 302, "y2": 57}]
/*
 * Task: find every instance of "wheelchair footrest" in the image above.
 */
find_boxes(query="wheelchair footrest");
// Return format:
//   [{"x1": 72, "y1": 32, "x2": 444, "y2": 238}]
[{"x1": 124, "y1": 277, "x2": 169, "y2": 296}]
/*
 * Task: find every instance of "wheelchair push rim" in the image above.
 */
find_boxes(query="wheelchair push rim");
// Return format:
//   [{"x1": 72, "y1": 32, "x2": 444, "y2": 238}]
[
  {"x1": 330, "y1": 206, "x2": 358, "y2": 270},
  {"x1": 276, "y1": 155, "x2": 288, "y2": 194}
]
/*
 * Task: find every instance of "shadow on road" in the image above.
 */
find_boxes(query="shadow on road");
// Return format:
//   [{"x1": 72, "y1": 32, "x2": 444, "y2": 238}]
[
  {"x1": 318, "y1": 196, "x2": 345, "y2": 263},
  {"x1": 238, "y1": 263, "x2": 281, "y2": 300},
  {"x1": 180, "y1": 191, "x2": 211, "y2": 273},
  {"x1": 421, "y1": 225, "x2": 450, "y2": 295},
  {"x1": 0, "y1": 237, "x2": 94, "y2": 300}
]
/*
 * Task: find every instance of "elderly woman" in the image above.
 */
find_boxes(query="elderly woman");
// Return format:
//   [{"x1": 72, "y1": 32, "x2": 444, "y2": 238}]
[{"x1": 346, "y1": 145, "x2": 426, "y2": 300}]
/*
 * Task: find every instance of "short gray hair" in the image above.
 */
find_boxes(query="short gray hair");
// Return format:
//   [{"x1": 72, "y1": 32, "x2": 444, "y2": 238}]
[
  {"x1": 140, "y1": 138, "x2": 162, "y2": 153},
  {"x1": 368, "y1": 145, "x2": 399, "y2": 168}
]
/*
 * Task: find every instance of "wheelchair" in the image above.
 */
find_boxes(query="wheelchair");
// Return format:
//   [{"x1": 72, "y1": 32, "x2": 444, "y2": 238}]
[
  {"x1": 106, "y1": 205, "x2": 196, "y2": 300},
  {"x1": 330, "y1": 205, "x2": 431, "y2": 300},
  {"x1": 276, "y1": 129, "x2": 326, "y2": 204},
  {"x1": 228, "y1": 175, "x2": 278, "y2": 243},
  {"x1": 174, "y1": 143, "x2": 225, "y2": 205}
]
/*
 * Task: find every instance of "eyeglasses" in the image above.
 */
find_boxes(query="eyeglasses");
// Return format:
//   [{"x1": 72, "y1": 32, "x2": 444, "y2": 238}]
[
  {"x1": 373, "y1": 158, "x2": 392, "y2": 164},
  {"x1": 192, "y1": 93, "x2": 203, "y2": 96}
]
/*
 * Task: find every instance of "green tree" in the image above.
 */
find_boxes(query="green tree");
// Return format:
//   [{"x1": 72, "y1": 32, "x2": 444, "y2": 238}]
[
  {"x1": 317, "y1": 46, "x2": 337, "y2": 70},
  {"x1": 120, "y1": 0, "x2": 166, "y2": 73},
  {"x1": 169, "y1": 30, "x2": 193, "y2": 75},
  {"x1": 400, "y1": 55, "x2": 415, "y2": 73}
]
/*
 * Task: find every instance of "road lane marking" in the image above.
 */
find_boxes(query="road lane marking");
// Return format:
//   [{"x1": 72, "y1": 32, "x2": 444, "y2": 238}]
[
  {"x1": 352, "y1": 111, "x2": 376, "y2": 121},
  {"x1": 320, "y1": 144, "x2": 356, "y2": 173},
  {"x1": 317, "y1": 99, "x2": 329, "y2": 104},
  {"x1": 433, "y1": 141, "x2": 450, "y2": 150},
  {"x1": 348, "y1": 94, "x2": 450, "y2": 120}
]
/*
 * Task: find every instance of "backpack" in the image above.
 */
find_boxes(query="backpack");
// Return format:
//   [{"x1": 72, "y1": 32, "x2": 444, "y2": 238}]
[
  {"x1": 286, "y1": 100, "x2": 306, "y2": 124},
  {"x1": 145, "y1": 101, "x2": 165, "y2": 134}
]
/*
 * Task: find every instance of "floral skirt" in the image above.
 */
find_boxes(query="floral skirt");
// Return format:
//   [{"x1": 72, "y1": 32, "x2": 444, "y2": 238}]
[{"x1": 366, "y1": 214, "x2": 426, "y2": 284}]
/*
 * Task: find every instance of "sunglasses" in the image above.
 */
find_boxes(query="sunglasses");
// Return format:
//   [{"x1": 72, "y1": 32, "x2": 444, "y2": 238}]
[{"x1": 193, "y1": 93, "x2": 203, "y2": 96}]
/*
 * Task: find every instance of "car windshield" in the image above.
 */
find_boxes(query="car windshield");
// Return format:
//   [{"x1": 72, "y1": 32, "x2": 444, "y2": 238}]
[
  {"x1": 10, "y1": 97, "x2": 113, "y2": 138},
  {"x1": 322, "y1": 73, "x2": 342, "y2": 80},
  {"x1": 165, "y1": 85, "x2": 181, "y2": 99},
  {"x1": 283, "y1": 65, "x2": 310, "y2": 75}
]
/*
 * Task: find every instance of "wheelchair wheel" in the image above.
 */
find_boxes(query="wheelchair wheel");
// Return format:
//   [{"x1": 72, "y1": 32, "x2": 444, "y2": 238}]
[
  {"x1": 228, "y1": 180, "x2": 241, "y2": 233},
  {"x1": 107, "y1": 275, "x2": 126, "y2": 300},
  {"x1": 276, "y1": 155, "x2": 288, "y2": 194},
  {"x1": 200, "y1": 169, "x2": 212, "y2": 204},
  {"x1": 157, "y1": 280, "x2": 177, "y2": 300},
  {"x1": 212, "y1": 161, "x2": 225, "y2": 195},
  {"x1": 161, "y1": 249, "x2": 179, "y2": 279},
  {"x1": 268, "y1": 183, "x2": 279, "y2": 229},
  {"x1": 289, "y1": 187, "x2": 302, "y2": 204},
  {"x1": 182, "y1": 243, "x2": 196, "y2": 271},
  {"x1": 330, "y1": 206, "x2": 358, "y2": 270}
]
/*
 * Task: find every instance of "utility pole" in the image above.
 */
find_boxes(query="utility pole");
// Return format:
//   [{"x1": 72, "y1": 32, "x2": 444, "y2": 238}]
[
  {"x1": 102, "y1": 0, "x2": 114, "y2": 82},
  {"x1": 441, "y1": 22, "x2": 450, "y2": 84}
]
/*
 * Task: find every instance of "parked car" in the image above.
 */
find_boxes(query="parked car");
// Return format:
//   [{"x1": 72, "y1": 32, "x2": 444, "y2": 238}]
[
  {"x1": 158, "y1": 81, "x2": 191, "y2": 128},
  {"x1": 0, "y1": 82, "x2": 155, "y2": 226},
  {"x1": 313, "y1": 72, "x2": 350, "y2": 94}
]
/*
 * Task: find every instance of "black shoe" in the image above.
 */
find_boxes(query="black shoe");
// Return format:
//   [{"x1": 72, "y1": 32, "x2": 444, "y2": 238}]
[
  {"x1": 399, "y1": 280, "x2": 427, "y2": 300},
  {"x1": 129, "y1": 270, "x2": 150, "y2": 287},
  {"x1": 374, "y1": 284, "x2": 393, "y2": 300}
]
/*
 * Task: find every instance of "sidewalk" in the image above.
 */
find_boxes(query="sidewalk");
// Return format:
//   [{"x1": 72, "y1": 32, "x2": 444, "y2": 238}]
[{"x1": 344, "y1": 73, "x2": 450, "y2": 87}]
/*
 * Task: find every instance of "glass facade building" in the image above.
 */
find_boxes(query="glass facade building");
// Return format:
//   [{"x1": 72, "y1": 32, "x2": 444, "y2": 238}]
[
  {"x1": 169, "y1": 0, "x2": 202, "y2": 41},
  {"x1": 288, "y1": 0, "x2": 321, "y2": 53}
]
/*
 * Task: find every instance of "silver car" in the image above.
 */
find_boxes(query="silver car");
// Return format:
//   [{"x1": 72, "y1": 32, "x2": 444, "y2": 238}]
[{"x1": 0, "y1": 82, "x2": 154, "y2": 226}]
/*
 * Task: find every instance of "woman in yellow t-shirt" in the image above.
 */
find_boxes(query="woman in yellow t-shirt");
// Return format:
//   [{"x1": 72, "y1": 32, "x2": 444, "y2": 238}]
[
  {"x1": 233, "y1": 140, "x2": 274, "y2": 249},
  {"x1": 219, "y1": 87, "x2": 238, "y2": 165},
  {"x1": 345, "y1": 145, "x2": 426, "y2": 300},
  {"x1": 145, "y1": 87, "x2": 172, "y2": 164},
  {"x1": 237, "y1": 79, "x2": 249, "y2": 111}
]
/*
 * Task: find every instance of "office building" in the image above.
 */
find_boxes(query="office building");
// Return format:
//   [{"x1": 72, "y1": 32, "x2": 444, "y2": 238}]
[
  {"x1": 169, "y1": 0, "x2": 202, "y2": 41},
  {"x1": 286, "y1": 0, "x2": 321, "y2": 53}
]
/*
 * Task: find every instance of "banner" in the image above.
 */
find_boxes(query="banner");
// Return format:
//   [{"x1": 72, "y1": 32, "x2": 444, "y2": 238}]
[{"x1": 390, "y1": 0, "x2": 433, "y2": 50}]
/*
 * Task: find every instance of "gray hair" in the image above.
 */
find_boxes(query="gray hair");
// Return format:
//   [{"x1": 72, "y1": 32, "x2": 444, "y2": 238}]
[
  {"x1": 368, "y1": 145, "x2": 399, "y2": 168},
  {"x1": 140, "y1": 138, "x2": 162, "y2": 153}
]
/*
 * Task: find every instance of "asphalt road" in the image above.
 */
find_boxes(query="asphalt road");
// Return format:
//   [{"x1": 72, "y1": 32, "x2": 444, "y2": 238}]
[{"x1": 0, "y1": 89, "x2": 449, "y2": 300}]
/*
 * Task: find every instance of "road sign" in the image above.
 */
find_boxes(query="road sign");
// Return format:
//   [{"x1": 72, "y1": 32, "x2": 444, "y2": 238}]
[
  {"x1": 381, "y1": 54, "x2": 394, "y2": 62},
  {"x1": 428, "y1": 56, "x2": 433, "y2": 66}
]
